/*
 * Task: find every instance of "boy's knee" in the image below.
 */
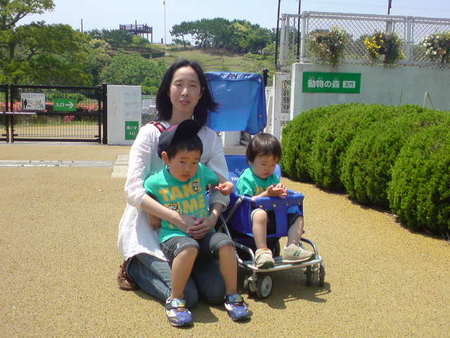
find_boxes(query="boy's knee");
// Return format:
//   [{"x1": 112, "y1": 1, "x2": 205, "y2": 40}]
[
  {"x1": 174, "y1": 238, "x2": 199, "y2": 259},
  {"x1": 178, "y1": 245, "x2": 199, "y2": 259},
  {"x1": 251, "y1": 208, "x2": 267, "y2": 222},
  {"x1": 210, "y1": 233, "x2": 234, "y2": 254}
]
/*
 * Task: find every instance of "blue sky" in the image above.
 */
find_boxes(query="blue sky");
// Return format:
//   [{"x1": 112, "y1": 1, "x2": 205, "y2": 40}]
[{"x1": 20, "y1": 0, "x2": 449, "y2": 43}]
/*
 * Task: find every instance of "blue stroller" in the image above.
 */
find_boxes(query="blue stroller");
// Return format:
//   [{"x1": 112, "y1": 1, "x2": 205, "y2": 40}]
[{"x1": 206, "y1": 72, "x2": 325, "y2": 299}]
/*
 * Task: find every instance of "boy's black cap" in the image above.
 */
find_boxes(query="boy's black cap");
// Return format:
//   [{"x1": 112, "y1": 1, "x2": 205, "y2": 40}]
[{"x1": 158, "y1": 119, "x2": 202, "y2": 157}]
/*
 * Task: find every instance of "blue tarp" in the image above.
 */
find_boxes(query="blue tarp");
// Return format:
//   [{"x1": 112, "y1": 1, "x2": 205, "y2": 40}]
[{"x1": 206, "y1": 72, "x2": 267, "y2": 134}]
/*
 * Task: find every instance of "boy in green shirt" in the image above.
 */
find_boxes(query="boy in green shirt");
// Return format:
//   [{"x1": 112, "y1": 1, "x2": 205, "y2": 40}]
[
  {"x1": 144, "y1": 120, "x2": 250, "y2": 327},
  {"x1": 237, "y1": 133, "x2": 313, "y2": 268}
]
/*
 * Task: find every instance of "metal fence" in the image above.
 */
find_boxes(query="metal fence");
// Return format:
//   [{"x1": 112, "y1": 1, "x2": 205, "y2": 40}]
[
  {"x1": 0, "y1": 85, "x2": 7, "y2": 142},
  {"x1": 2, "y1": 84, "x2": 106, "y2": 143},
  {"x1": 278, "y1": 11, "x2": 450, "y2": 70}
]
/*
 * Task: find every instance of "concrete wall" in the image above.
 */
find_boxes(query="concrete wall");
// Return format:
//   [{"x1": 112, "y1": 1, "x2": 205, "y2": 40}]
[
  {"x1": 290, "y1": 63, "x2": 450, "y2": 118},
  {"x1": 107, "y1": 85, "x2": 142, "y2": 145}
]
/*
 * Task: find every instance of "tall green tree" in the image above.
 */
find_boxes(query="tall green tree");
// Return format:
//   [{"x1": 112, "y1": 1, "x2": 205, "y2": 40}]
[
  {"x1": 100, "y1": 53, "x2": 166, "y2": 94},
  {"x1": 2, "y1": 22, "x2": 93, "y2": 84},
  {"x1": 0, "y1": 0, "x2": 54, "y2": 30},
  {"x1": 170, "y1": 18, "x2": 273, "y2": 54}
]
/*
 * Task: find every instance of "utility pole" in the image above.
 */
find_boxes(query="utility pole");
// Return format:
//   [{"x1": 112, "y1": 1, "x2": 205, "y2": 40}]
[
  {"x1": 296, "y1": 0, "x2": 302, "y2": 60},
  {"x1": 275, "y1": 0, "x2": 281, "y2": 70},
  {"x1": 163, "y1": 0, "x2": 167, "y2": 44},
  {"x1": 387, "y1": 0, "x2": 392, "y2": 15}
]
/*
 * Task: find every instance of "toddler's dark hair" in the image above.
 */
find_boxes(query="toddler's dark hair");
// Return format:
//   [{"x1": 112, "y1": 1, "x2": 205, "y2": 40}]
[
  {"x1": 246, "y1": 133, "x2": 282, "y2": 162},
  {"x1": 166, "y1": 135, "x2": 203, "y2": 159}
]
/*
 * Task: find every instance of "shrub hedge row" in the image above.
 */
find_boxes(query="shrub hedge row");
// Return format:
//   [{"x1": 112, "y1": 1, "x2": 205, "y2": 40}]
[
  {"x1": 387, "y1": 125, "x2": 450, "y2": 234},
  {"x1": 281, "y1": 103, "x2": 450, "y2": 236}
]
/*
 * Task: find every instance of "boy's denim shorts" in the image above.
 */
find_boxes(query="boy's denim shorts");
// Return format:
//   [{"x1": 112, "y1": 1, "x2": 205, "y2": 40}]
[{"x1": 161, "y1": 232, "x2": 234, "y2": 263}]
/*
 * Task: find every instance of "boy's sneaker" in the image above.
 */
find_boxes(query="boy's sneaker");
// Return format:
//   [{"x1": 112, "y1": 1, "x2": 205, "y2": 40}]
[
  {"x1": 255, "y1": 248, "x2": 275, "y2": 268},
  {"x1": 283, "y1": 243, "x2": 314, "y2": 262},
  {"x1": 224, "y1": 294, "x2": 251, "y2": 322},
  {"x1": 165, "y1": 297, "x2": 192, "y2": 327}
]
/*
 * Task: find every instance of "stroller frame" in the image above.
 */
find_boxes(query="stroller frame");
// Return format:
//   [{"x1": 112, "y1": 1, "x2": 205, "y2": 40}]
[
  {"x1": 219, "y1": 185, "x2": 325, "y2": 299},
  {"x1": 206, "y1": 71, "x2": 326, "y2": 299}
]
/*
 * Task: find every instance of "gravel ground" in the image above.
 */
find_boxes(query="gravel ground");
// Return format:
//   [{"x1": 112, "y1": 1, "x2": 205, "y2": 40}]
[{"x1": 1, "y1": 144, "x2": 449, "y2": 337}]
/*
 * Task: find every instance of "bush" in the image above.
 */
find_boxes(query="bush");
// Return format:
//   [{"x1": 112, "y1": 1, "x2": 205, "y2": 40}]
[
  {"x1": 422, "y1": 32, "x2": 450, "y2": 64},
  {"x1": 387, "y1": 125, "x2": 450, "y2": 235},
  {"x1": 363, "y1": 31, "x2": 404, "y2": 64},
  {"x1": 309, "y1": 104, "x2": 398, "y2": 191},
  {"x1": 341, "y1": 108, "x2": 449, "y2": 208},
  {"x1": 281, "y1": 104, "x2": 351, "y2": 181},
  {"x1": 307, "y1": 27, "x2": 350, "y2": 67}
]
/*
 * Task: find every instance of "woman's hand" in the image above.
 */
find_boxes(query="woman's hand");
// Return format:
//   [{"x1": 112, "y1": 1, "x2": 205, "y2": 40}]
[
  {"x1": 215, "y1": 181, "x2": 234, "y2": 195},
  {"x1": 187, "y1": 213, "x2": 219, "y2": 239},
  {"x1": 177, "y1": 214, "x2": 201, "y2": 233}
]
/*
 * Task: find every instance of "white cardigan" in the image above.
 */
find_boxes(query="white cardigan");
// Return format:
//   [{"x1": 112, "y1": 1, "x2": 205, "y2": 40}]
[{"x1": 118, "y1": 121, "x2": 230, "y2": 260}]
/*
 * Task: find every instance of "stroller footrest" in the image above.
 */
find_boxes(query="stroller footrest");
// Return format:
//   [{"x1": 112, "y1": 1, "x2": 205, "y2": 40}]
[{"x1": 239, "y1": 256, "x2": 323, "y2": 272}]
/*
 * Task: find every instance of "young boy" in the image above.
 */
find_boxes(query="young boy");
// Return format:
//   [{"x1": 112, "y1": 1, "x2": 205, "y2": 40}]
[
  {"x1": 144, "y1": 120, "x2": 250, "y2": 327},
  {"x1": 236, "y1": 133, "x2": 313, "y2": 269}
]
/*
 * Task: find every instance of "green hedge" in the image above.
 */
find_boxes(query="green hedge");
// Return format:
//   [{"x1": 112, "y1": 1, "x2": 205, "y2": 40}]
[
  {"x1": 340, "y1": 108, "x2": 448, "y2": 208},
  {"x1": 387, "y1": 125, "x2": 450, "y2": 235},
  {"x1": 281, "y1": 104, "x2": 352, "y2": 182},
  {"x1": 309, "y1": 104, "x2": 397, "y2": 191}
]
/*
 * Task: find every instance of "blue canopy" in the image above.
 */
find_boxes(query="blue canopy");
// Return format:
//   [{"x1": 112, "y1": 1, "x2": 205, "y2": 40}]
[{"x1": 206, "y1": 72, "x2": 267, "y2": 134}]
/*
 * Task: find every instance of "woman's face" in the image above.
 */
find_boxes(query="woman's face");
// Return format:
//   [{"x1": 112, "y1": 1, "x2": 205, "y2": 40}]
[{"x1": 169, "y1": 66, "x2": 203, "y2": 119}]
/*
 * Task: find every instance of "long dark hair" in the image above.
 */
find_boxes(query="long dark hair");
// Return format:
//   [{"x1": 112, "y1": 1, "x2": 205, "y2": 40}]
[{"x1": 156, "y1": 59, "x2": 218, "y2": 126}]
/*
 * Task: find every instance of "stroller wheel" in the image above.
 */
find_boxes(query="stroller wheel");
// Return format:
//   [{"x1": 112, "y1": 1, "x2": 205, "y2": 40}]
[
  {"x1": 244, "y1": 275, "x2": 257, "y2": 295},
  {"x1": 256, "y1": 275, "x2": 273, "y2": 299},
  {"x1": 318, "y1": 263, "x2": 326, "y2": 287},
  {"x1": 305, "y1": 266, "x2": 313, "y2": 286}
]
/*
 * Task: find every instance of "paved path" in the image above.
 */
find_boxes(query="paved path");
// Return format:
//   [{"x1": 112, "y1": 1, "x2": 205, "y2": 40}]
[{"x1": 1, "y1": 144, "x2": 449, "y2": 337}]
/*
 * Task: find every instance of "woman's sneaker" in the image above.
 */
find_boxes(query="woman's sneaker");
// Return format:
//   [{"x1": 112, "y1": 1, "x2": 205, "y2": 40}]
[
  {"x1": 224, "y1": 294, "x2": 251, "y2": 322},
  {"x1": 255, "y1": 248, "x2": 275, "y2": 268},
  {"x1": 165, "y1": 297, "x2": 192, "y2": 327},
  {"x1": 283, "y1": 243, "x2": 314, "y2": 262}
]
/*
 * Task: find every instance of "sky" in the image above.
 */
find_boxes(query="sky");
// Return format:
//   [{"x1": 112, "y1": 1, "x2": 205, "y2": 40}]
[{"x1": 19, "y1": 0, "x2": 450, "y2": 43}]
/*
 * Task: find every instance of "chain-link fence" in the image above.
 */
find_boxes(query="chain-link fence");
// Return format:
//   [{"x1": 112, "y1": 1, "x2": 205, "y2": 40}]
[{"x1": 278, "y1": 11, "x2": 450, "y2": 70}]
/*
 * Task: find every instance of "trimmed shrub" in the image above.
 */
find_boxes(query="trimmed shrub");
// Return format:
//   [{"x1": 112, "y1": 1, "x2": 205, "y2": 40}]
[
  {"x1": 281, "y1": 104, "x2": 352, "y2": 181},
  {"x1": 341, "y1": 109, "x2": 449, "y2": 208},
  {"x1": 309, "y1": 104, "x2": 397, "y2": 191},
  {"x1": 387, "y1": 125, "x2": 450, "y2": 235}
]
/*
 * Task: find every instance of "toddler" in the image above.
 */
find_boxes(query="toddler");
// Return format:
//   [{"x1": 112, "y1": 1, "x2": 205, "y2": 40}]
[{"x1": 236, "y1": 133, "x2": 313, "y2": 268}]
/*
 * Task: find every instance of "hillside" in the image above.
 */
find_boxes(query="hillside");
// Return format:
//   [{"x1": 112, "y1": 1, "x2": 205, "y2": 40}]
[{"x1": 158, "y1": 48, "x2": 275, "y2": 77}]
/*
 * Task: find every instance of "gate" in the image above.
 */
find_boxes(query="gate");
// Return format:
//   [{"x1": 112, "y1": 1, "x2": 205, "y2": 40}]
[
  {"x1": 3, "y1": 84, "x2": 106, "y2": 143},
  {"x1": 0, "y1": 85, "x2": 7, "y2": 142}
]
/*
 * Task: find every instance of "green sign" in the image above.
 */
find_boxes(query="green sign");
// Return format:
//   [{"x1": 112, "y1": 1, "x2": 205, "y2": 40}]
[
  {"x1": 303, "y1": 72, "x2": 361, "y2": 93},
  {"x1": 54, "y1": 98, "x2": 77, "y2": 112},
  {"x1": 125, "y1": 121, "x2": 139, "y2": 140}
]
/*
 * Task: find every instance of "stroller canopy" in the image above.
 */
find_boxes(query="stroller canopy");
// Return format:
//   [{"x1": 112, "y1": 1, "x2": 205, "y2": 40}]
[{"x1": 206, "y1": 72, "x2": 267, "y2": 135}]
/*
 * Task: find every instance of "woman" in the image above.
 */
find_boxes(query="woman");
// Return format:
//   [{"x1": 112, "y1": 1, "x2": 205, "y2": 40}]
[{"x1": 117, "y1": 60, "x2": 230, "y2": 308}]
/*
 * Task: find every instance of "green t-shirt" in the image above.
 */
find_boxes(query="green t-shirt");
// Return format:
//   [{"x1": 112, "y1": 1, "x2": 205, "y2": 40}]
[
  {"x1": 144, "y1": 163, "x2": 219, "y2": 243},
  {"x1": 236, "y1": 167, "x2": 280, "y2": 196}
]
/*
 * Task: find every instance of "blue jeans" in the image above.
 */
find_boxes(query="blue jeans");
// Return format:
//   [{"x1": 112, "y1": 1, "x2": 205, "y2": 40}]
[{"x1": 127, "y1": 253, "x2": 225, "y2": 308}]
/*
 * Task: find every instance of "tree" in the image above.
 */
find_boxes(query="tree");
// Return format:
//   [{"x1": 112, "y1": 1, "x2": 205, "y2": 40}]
[
  {"x1": 170, "y1": 18, "x2": 273, "y2": 54},
  {"x1": 87, "y1": 29, "x2": 134, "y2": 48},
  {"x1": 1, "y1": 22, "x2": 93, "y2": 84},
  {"x1": 99, "y1": 53, "x2": 166, "y2": 94},
  {"x1": 0, "y1": 0, "x2": 54, "y2": 30},
  {"x1": 85, "y1": 38, "x2": 113, "y2": 85}
]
